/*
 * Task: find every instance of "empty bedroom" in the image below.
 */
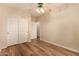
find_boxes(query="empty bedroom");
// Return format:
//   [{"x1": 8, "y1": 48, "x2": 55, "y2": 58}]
[{"x1": 0, "y1": 3, "x2": 79, "y2": 56}]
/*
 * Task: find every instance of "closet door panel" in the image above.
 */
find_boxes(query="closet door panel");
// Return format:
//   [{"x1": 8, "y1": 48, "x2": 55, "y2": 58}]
[
  {"x1": 19, "y1": 18, "x2": 28, "y2": 43},
  {"x1": 7, "y1": 19, "x2": 18, "y2": 46}
]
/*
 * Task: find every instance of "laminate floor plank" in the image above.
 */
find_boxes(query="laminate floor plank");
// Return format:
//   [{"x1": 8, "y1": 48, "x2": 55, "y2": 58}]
[{"x1": 1, "y1": 40, "x2": 79, "y2": 56}]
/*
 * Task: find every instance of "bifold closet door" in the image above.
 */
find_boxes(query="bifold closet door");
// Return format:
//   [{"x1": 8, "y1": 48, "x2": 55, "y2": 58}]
[
  {"x1": 7, "y1": 18, "x2": 18, "y2": 46},
  {"x1": 19, "y1": 18, "x2": 28, "y2": 43}
]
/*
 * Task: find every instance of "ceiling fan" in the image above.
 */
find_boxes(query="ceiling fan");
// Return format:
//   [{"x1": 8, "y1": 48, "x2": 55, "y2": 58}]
[
  {"x1": 37, "y1": 3, "x2": 45, "y2": 13},
  {"x1": 31, "y1": 3, "x2": 50, "y2": 17}
]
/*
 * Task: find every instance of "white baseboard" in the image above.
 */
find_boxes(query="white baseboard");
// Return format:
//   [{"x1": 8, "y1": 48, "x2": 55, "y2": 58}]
[{"x1": 42, "y1": 40, "x2": 79, "y2": 53}]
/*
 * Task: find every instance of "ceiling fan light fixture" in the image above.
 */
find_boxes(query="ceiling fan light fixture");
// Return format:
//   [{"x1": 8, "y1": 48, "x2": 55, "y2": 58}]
[
  {"x1": 39, "y1": 8, "x2": 45, "y2": 13},
  {"x1": 37, "y1": 3, "x2": 45, "y2": 14}
]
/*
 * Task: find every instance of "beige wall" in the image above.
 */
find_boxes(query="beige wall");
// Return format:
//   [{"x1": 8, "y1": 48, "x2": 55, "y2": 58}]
[{"x1": 38, "y1": 4, "x2": 79, "y2": 51}]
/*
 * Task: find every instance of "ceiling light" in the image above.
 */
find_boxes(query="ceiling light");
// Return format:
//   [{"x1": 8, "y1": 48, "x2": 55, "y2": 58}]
[
  {"x1": 39, "y1": 8, "x2": 45, "y2": 13},
  {"x1": 37, "y1": 3, "x2": 45, "y2": 14}
]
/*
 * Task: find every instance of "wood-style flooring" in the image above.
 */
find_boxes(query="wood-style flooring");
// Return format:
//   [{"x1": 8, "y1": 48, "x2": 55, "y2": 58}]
[{"x1": 1, "y1": 40, "x2": 79, "y2": 56}]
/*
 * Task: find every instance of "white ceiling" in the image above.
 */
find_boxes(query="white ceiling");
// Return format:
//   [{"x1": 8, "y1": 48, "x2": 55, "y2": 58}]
[
  {"x1": 0, "y1": 3, "x2": 36, "y2": 10},
  {"x1": 0, "y1": 3, "x2": 66, "y2": 17}
]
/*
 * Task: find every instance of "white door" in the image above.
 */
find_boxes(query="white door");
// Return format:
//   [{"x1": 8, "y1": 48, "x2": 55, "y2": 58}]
[
  {"x1": 19, "y1": 18, "x2": 28, "y2": 43},
  {"x1": 31, "y1": 22, "x2": 37, "y2": 39},
  {"x1": 7, "y1": 18, "x2": 18, "y2": 46}
]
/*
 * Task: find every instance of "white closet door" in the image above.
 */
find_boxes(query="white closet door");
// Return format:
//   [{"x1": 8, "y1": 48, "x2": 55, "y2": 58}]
[
  {"x1": 19, "y1": 18, "x2": 28, "y2": 43},
  {"x1": 7, "y1": 18, "x2": 18, "y2": 46}
]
